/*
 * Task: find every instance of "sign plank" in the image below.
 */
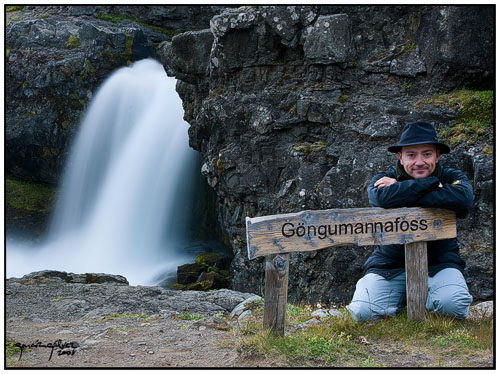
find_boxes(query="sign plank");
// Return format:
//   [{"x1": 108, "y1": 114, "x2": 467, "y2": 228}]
[{"x1": 246, "y1": 207, "x2": 456, "y2": 259}]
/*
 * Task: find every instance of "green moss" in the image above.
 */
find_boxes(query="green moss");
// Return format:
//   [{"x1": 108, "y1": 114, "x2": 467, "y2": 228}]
[
  {"x1": 81, "y1": 58, "x2": 96, "y2": 80},
  {"x1": 6, "y1": 6, "x2": 25, "y2": 12},
  {"x1": 120, "y1": 34, "x2": 133, "y2": 60},
  {"x1": 404, "y1": 43, "x2": 417, "y2": 52},
  {"x1": 289, "y1": 103, "x2": 297, "y2": 116},
  {"x1": 337, "y1": 95, "x2": 348, "y2": 104},
  {"x1": 292, "y1": 141, "x2": 326, "y2": 154},
  {"x1": 99, "y1": 13, "x2": 181, "y2": 36},
  {"x1": 6, "y1": 175, "x2": 56, "y2": 213},
  {"x1": 195, "y1": 252, "x2": 221, "y2": 267},
  {"x1": 430, "y1": 90, "x2": 493, "y2": 148},
  {"x1": 66, "y1": 34, "x2": 80, "y2": 49},
  {"x1": 403, "y1": 80, "x2": 411, "y2": 95}
]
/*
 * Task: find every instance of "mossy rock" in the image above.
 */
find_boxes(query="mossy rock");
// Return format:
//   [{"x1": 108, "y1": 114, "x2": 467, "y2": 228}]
[
  {"x1": 197, "y1": 271, "x2": 231, "y2": 289},
  {"x1": 177, "y1": 263, "x2": 205, "y2": 285},
  {"x1": 179, "y1": 280, "x2": 214, "y2": 291},
  {"x1": 195, "y1": 252, "x2": 222, "y2": 268}
]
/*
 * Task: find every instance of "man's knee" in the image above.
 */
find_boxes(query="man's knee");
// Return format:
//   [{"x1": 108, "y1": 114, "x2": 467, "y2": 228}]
[
  {"x1": 347, "y1": 273, "x2": 405, "y2": 321},
  {"x1": 427, "y1": 285, "x2": 473, "y2": 319},
  {"x1": 346, "y1": 300, "x2": 375, "y2": 322}
]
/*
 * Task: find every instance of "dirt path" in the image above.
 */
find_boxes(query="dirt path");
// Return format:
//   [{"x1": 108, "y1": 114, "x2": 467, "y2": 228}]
[{"x1": 6, "y1": 315, "x2": 257, "y2": 368}]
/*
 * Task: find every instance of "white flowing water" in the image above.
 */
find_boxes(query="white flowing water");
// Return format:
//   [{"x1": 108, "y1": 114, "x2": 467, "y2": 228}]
[{"x1": 7, "y1": 59, "x2": 201, "y2": 285}]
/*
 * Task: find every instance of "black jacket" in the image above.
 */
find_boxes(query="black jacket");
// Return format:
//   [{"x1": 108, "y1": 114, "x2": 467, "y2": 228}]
[{"x1": 363, "y1": 164, "x2": 474, "y2": 279}]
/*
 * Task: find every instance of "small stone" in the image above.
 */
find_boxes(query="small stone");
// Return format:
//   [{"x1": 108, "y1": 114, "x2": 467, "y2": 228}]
[
  {"x1": 467, "y1": 301, "x2": 493, "y2": 320},
  {"x1": 311, "y1": 309, "x2": 329, "y2": 318},
  {"x1": 238, "y1": 310, "x2": 252, "y2": 321},
  {"x1": 355, "y1": 336, "x2": 371, "y2": 345},
  {"x1": 328, "y1": 309, "x2": 343, "y2": 318}
]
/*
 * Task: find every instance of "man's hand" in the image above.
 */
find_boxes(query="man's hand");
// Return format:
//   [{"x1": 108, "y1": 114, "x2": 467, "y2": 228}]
[{"x1": 374, "y1": 176, "x2": 397, "y2": 188}]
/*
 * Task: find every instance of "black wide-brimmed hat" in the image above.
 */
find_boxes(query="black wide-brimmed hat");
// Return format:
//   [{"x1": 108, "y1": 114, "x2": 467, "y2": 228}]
[{"x1": 387, "y1": 121, "x2": 450, "y2": 154}]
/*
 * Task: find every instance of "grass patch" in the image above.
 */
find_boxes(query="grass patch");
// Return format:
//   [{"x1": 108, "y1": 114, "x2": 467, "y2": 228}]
[
  {"x1": 6, "y1": 339, "x2": 22, "y2": 358},
  {"x1": 6, "y1": 174, "x2": 56, "y2": 213},
  {"x1": 236, "y1": 304, "x2": 493, "y2": 367},
  {"x1": 174, "y1": 313, "x2": 205, "y2": 321},
  {"x1": 429, "y1": 89, "x2": 493, "y2": 149},
  {"x1": 93, "y1": 313, "x2": 150, "y2": 323},
  {"x1": 5, "y1": 339, "x2": 28, "y2": 366}
]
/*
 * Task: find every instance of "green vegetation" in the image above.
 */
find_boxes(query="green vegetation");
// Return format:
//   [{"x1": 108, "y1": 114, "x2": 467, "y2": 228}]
[
  {"x1": 403, "y1": 80, "x2": 412, "y2": 96},
  {"x1": 337, "y1": 95, "x2": 349, "y2": 104},
  {"x1": 236, "y1": 302, "x2": 493, "y2": 367},
  {"x1": 66, "y1": 34, "x2": 80, "y2": 49},
  {"x1": 6, "y1": 174, "x2": 56, "y2": 213},
  {"x1": 6, "y1": 339, "x2": 25, "y2": 366},
  {"x1": 430, "y1": 89, "x2": 493, "y2": 149},
  {"x1": 6, "y1": 6, "x2": 25, "y2": 12},
  {"x1": 94, "y1": 313, "x2": 150, "y2": 323},
  {"x1": 404, "y1": 43, "x2": 417, "y2": 52},
  {"x1": 292, "y1": 141, "x2": 327, "y2": 166},
  {"x1": 292, "y1": 140, "x2": 326, "y2": 154},
  {"x1": 175, "y1": 313, "x2": 205, "y2": 321},
  {"x1": 81, "y1": 58, "x2": 96, "y2": 80},
  {"x1": 121, "y1": 33, "x2": 133, "y2": 60},
  {"x1": 99, "y1": 13, "x2": 181, "y2": 36}
]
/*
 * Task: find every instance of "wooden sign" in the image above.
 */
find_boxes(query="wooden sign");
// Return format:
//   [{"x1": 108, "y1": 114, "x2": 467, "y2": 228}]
[{"x1": 246, "y1": 207, "x2": 456, "y2": 259}]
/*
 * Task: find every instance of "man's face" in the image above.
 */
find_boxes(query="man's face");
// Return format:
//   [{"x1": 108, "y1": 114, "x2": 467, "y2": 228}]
[{"x1": 398, "y1": 143, "x2": 440, "y2": 179}]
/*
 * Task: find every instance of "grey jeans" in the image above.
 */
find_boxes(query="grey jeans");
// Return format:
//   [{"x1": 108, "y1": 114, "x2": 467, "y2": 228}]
[{"x1": 346, "y1": 268, "x2": 473, "y2": 321}]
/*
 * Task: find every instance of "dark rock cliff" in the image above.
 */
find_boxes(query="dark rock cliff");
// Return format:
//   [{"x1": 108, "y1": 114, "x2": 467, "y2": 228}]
[
  {"x1": 5, "y1": 5, "x2": 224, "y2": 184},
  {"x1": 6, "y1": 6, "x2": 494, "y2": 305},
  {"x1": 161, "y1": 5, "x2": 494, "y2": 304}
]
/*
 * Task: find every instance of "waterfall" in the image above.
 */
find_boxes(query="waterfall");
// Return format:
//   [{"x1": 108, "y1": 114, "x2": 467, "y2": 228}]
[{"x1": 7, "y1": 59, "x2": 201, "y2": 285}]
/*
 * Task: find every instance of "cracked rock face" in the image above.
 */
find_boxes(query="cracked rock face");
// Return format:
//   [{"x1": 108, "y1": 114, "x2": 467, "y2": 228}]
[{"x1": 162, "y1": 5, "x2": 493, "y2": 305}]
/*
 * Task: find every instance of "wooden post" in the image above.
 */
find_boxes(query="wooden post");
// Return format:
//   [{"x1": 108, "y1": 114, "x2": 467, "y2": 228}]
[
  {"x1": 404, "y1": 241, "x2": 428, "y2": 321},
  {"x1": 263, "y1": 253, "x2": 289, "y2": 336}
]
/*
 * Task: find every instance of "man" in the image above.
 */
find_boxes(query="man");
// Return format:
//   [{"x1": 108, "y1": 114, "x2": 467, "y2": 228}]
[{"x1": 347, "y1": 121, "x2": 474, "y2": 321}]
